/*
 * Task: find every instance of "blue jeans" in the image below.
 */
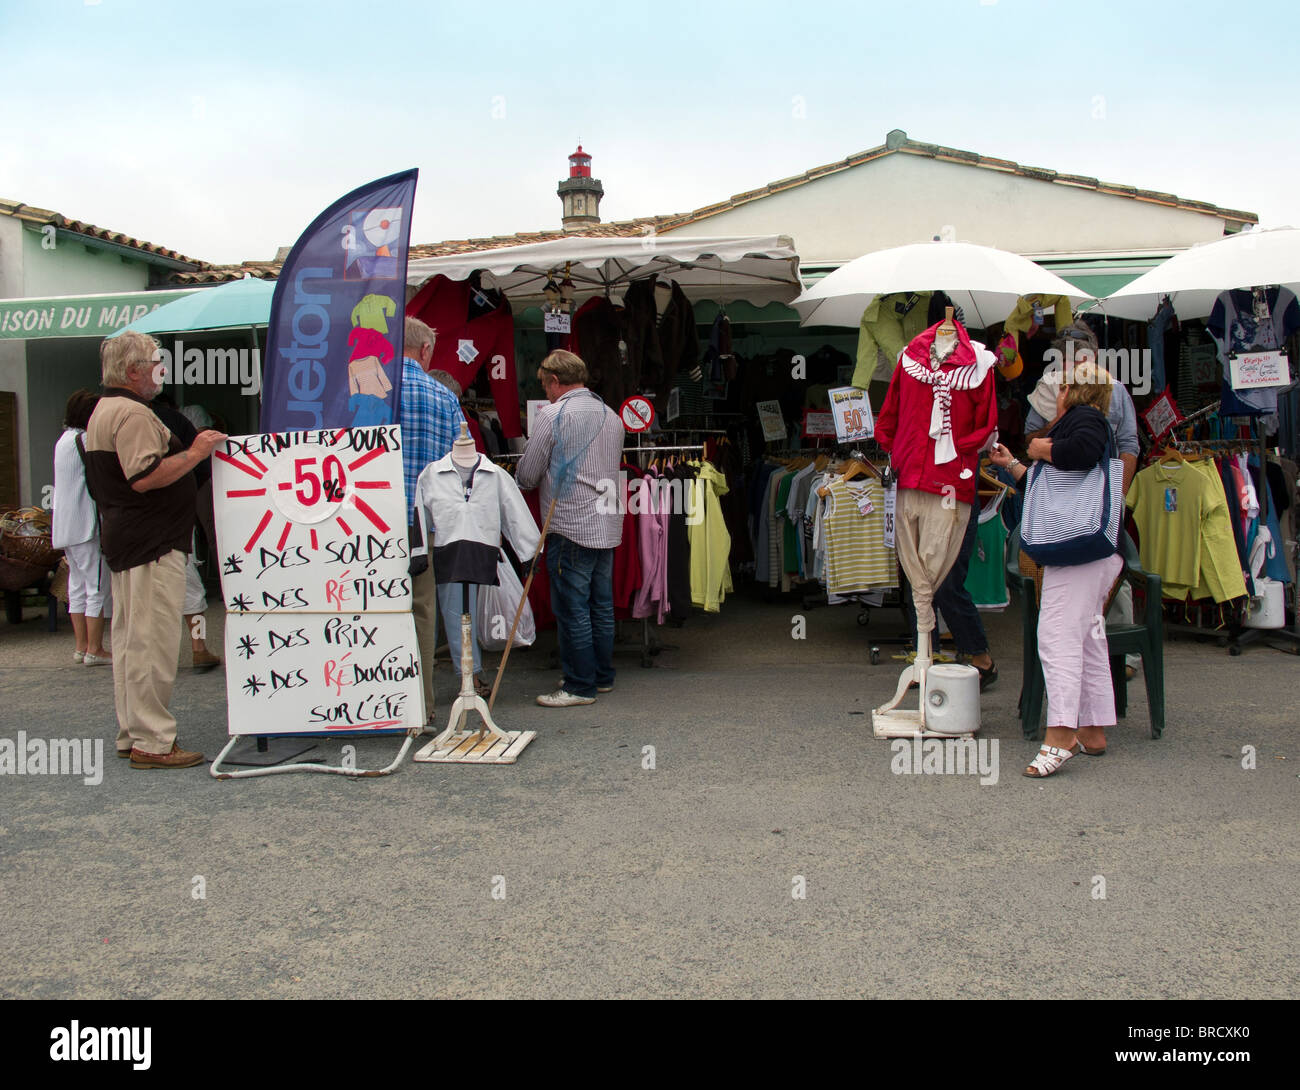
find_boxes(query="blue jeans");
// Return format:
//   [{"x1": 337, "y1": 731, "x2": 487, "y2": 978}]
[
  {"x1": 546, "y1": 534, "x2": 615, "y2": 697},
  {"x1": 436, "y1": 582, "x2": 481, "y2": 675},
  {"x1": 933, "y1": 503, "x2": 989, "y2": 657}
]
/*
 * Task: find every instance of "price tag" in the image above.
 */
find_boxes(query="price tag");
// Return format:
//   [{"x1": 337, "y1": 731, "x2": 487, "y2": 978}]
[
  {"x1": 801, "y1": 410, "x2": 835, "y2": 437},
  {"x1": 828, "y1": 386, "x2": 874, "y2": 443},
  {"x1": 882, "y1": 485, "x2": 897, "y2": 549},
  {"x1": 756, "y1": 400, "x2": 786, "y2": 442},
  {"x1": 665, "y1": 387, "x2": 681, "y2": 423},
  {"x1": 543, "y1": 309, "x2": 571, "y2": 334},
  {"x1": 852, "y1": 485, "x2": 875, "y2": 516},
  {"x1": 1229, "y1": 350, "x2": 1291, "y2": 390}
]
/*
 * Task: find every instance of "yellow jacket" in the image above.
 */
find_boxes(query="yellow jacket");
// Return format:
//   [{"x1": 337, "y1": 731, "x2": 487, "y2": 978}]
[
  {"x1": 688, "y1": 461, "x2": 733, "y2": 613},
  {"x1": 851, "y1": 292, "x2": 932, "y2": 388},
  {"x1": 1002, "y1": 294, "x2": 1073, "y2": 355}
]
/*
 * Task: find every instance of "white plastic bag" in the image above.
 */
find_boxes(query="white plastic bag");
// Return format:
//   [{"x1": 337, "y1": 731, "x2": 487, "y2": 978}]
[{"x1": 477, "y1": 552, "x2": 535, "y2": 650}]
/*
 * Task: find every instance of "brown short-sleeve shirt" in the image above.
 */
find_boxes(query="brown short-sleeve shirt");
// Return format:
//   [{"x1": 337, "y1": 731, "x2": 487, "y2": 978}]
[{"x1": 84, "y1": 388, "x2": 196, "y2": 571}]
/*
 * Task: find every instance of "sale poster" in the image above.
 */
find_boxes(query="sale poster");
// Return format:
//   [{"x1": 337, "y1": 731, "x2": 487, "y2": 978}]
[
  {"x1": 225, "y1": 611, "x2": 423, "y2": 735},
  {"x1": 756, "y1": 400, "x2": 786, "y2": 442},
  {"x1": 828, "y1": 386, "x2": 874, "y2": 442},
  {"x1": 212, "y1": 425, "x2": 410, "y2": 613},
  {"x1": 1229, "y1": 350, "x2": 1291, "y2": 390}
]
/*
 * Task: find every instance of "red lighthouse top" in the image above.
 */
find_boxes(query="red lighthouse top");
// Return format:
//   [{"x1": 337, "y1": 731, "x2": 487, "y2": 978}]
[{"x1": 568, "y1": 145, "x2": 592, "y2": 178}]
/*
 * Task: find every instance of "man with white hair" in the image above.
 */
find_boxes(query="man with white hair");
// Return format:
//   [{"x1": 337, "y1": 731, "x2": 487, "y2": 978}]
[
  {"x1": 83, "y1": 331, "x2": 226, "y2": 769},
  {"x1": 1024, "y1": 323, "x2": 1139, "y2": 490}
]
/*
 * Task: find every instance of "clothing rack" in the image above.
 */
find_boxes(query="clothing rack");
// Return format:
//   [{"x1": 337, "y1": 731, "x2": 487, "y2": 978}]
[
  {"x1": 622, "y1": 443, "x2": 706, "y2": 454},
  {"x1": 757, "y1": 446, "x2": 909, "y2": 656},
  {"x1": 620, "y1": 441, "x2": 707, "y2": 666}
]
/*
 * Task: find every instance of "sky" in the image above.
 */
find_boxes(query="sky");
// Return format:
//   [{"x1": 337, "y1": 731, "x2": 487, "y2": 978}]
[{"x1": 2, "y1": 0, "x2": 1297, "y2": 266}]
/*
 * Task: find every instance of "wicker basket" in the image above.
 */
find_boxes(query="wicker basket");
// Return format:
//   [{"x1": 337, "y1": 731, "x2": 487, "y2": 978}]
[
  {"x1": 0, "y1": 555, "x2": 52, "y2": 592},
  {"x1": 0, "y1": 507, "x2": 61, "y2": 569},
  {"x1": 1017, "y1": 548, "x2": 1044, "y2": 604}
]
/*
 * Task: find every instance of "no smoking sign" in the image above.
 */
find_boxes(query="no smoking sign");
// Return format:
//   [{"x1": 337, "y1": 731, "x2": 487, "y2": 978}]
[{"x1": 620, "y1": 396, "x2": 655, "y2": 433}]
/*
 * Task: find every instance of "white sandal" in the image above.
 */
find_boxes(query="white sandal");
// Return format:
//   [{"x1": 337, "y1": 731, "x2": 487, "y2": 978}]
[{"x1": 1023, "y1": 743, "x2": 1078, "y2": 778}]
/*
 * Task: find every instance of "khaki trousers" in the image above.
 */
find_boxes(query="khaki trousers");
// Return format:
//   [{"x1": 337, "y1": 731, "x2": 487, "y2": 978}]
[
  {"x1": 411, "y1": 564, "x2": 438, "y2": 720},
  {"x1": 894, "y1": 488, "x2": 970, "y2": 633},
  {"x1": 110, "y1": 550, "x2": 186, "y2": 755}
]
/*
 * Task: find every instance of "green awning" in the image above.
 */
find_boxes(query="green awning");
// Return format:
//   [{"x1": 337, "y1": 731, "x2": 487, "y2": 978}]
[
  {"x1": 1052, "y1": 272, "x2": 1143, "y2": 297},
  {"x1": 0, "y1": 288, "x2": 197, "y2": 341}
]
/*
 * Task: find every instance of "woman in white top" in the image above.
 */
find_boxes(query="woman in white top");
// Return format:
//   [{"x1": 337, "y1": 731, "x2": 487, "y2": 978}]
[{"x1": 52, "y1": 390, "x2": 112, "y2": 665}]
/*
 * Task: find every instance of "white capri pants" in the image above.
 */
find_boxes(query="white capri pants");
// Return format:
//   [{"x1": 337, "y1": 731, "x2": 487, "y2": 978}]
[
  {"x1": 64, "y1": 538, "x2": 112, "y2": 618},
  {"x1": 1038, "y1": 552, "x2": 1125, "y2": 729},
  {"x1": 183, "y1": 550, "x2": 207, "y2": 615}
]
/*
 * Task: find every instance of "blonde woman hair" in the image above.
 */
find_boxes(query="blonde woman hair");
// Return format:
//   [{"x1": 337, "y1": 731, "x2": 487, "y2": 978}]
[
  {"x1": 539, "y1": 349, "x2": 587, "y2": 386},
  {"x1": 1062, "y1": 361, "x2": 1115, "y2": 416},
  {"x1": 100, "y1": 330, "x2": 160, "y2": 388}
]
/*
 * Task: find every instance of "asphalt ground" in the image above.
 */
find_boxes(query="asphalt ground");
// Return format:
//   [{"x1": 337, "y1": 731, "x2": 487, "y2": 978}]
[{"x1": 0, "y1": 588, "x2": 1296, "y2": 1000}]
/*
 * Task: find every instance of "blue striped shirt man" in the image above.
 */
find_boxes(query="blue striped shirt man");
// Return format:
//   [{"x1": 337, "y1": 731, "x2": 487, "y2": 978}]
[{"x1": 400, "y1": 355, "x2": 465, "y2": 526}]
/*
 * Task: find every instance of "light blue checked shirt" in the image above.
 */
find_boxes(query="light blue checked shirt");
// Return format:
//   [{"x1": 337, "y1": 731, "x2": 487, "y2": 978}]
[{"x1": 400, "y1": 356, "x2": 465, "y2": 526}]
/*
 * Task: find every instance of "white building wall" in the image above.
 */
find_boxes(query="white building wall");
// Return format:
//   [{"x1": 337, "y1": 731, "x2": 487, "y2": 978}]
[
  {"x1": 0, "y1": 216, "x2": 30, "y2": 503},
  {"x1": 662, "y1": 153, "x2": 1233, "y2": 265},
  {"x1": 23, "y1": 226, "x2": 150, "y2": 296}
]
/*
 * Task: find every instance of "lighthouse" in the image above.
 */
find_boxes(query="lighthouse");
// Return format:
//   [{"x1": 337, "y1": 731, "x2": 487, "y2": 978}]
[{"x1": 558, "y1": 145, "x2": 604, "y2": 230}]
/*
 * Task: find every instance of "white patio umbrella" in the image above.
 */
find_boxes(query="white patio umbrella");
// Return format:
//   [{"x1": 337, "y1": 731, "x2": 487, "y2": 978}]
[
  {"x1": 791, "y1": 240, "x2": 1092, "y2": 329},
  {"x1": 1095, "y1": 225, "x2": 1300, "y2": 320},
  {"x1": 405, "y1": 234, "x2": 802, "y2": 306}
]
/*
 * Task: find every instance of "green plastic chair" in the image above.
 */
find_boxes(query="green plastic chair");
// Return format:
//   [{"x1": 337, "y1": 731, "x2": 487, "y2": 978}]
[{"x1": 1006, "y1": 528, "x2": 1165, "y2": 741}]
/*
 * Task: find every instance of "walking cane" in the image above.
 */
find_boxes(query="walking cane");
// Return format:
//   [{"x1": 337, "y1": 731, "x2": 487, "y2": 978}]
[{"x1": 488, "y1": 495, "x2": 557, "y2": 711}]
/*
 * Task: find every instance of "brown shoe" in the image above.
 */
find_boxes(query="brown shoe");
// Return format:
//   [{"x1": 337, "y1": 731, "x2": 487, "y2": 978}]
[
  {"x1": 191, "y1": 649, "x2": 222, "y2": 671},
  {"x1": 129, "y1": 742, "x2": 205, "y2": 770}
]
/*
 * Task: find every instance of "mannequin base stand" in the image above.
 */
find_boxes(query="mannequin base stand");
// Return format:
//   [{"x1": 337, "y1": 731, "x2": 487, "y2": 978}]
[
  {"x1": 414, "y1": 588, "x2": 535, "y2": 765},
  {"x1": 871, "y1": 631, "x2": 979, "y2": 739}
]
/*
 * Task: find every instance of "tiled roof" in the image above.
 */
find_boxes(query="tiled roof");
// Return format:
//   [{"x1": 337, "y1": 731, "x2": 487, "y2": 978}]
[
  {"x1": 165, "y1": 218, "x2": 686, "y2": 284},
  {"x1": 406, "y1": 217, "x2": 675, "y2": 257},
  {"x1": 150, "y1": 131, "x2": 1256, "y2": 285},
  {"x1": 0, "y1": 199, "x2": 205, "y2": 267},
  {"x1": 652, "y1": 130, "x2": 1258, "y2": 233},
  {"x1": 170, "y1": 263, "x2": 279, "y2": 285}
]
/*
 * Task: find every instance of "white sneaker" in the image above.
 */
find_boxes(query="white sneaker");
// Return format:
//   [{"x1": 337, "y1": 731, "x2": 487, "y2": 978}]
[
  {"x1": 536, "y1": 689, "x2": 595, "y2": 708},
  {"x1": 73, "y1": 651, "x2": 85, "y2": 664}
]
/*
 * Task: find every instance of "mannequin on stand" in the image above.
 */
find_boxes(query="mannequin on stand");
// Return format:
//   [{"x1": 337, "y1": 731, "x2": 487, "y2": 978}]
[
  {"x1": 873, "y1": 308, "x2": 999, "y2": 736},
  {"x1": 414, "y1": 423, "x2": 540, "y2": 744}
]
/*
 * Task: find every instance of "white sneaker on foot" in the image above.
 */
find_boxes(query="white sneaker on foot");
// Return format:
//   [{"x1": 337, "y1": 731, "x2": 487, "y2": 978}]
[{"x1": 536, "y1": 689, "x2": 595, "y2": 708}]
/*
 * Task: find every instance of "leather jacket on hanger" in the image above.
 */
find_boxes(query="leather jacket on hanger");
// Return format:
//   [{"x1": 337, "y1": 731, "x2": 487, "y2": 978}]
[{"x1": 622, "y1": 276, "x2": 699, "y2": 403}]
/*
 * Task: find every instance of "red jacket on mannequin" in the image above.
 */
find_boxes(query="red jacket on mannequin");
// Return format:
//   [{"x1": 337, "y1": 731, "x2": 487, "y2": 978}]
[{"x1": 875, "y1": 321, "x2": 998, "y2": 507}]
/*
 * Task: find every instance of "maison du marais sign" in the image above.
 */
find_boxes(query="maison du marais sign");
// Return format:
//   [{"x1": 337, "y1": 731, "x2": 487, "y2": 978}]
[{"x1": 0, "y1": 289, "x2": 196, "y2": 340}]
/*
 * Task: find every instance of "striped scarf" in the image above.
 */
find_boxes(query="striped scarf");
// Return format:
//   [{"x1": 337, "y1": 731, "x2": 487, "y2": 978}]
[{"x1": 900, "y1": 342, "x2": 988, "y2": 464}]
